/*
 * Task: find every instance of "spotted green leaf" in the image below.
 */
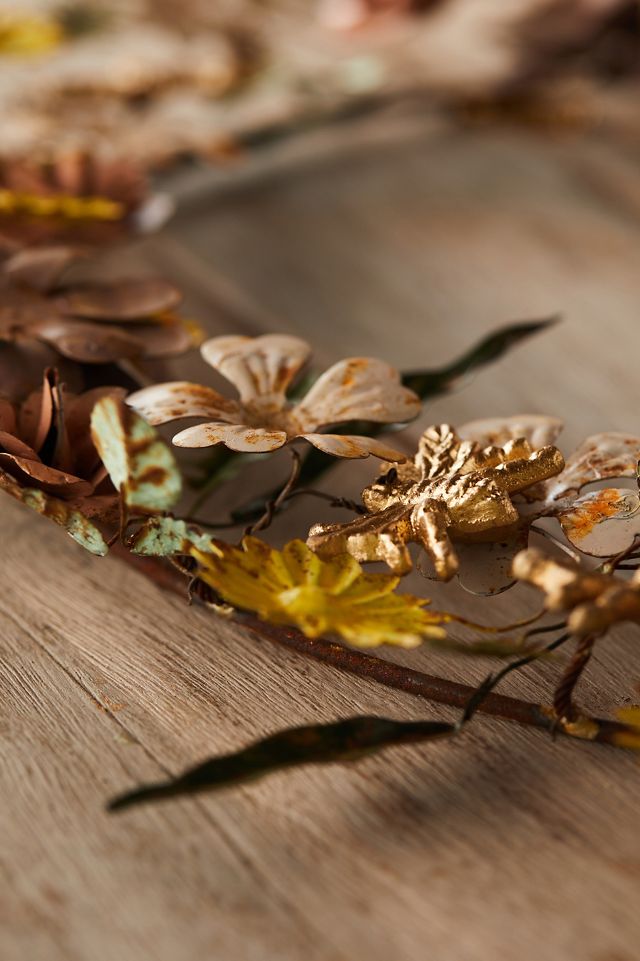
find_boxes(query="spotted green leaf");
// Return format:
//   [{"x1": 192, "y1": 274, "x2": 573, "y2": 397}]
[
  {"x1": 0, "y1": 470, "x2": 108, "y2": 555},
  {"x1": 130, "y1": 516, "x2": 216, "y2": 556},
  {"x1": 91, "y1": 396, "x2": 181, "y2": 513}
]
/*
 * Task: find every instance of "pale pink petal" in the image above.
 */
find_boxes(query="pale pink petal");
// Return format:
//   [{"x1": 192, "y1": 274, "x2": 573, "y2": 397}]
[
  {"x1": 545, "y1": 432, "x2": 640, "y2": 505},
  {"x1": 127, "y1": 381, "x2": 242, "y2": 426},
  {"x1": 300, "y1": 433, "x2": 407, "y2": 461},
  {"x1": 172, "y1": 422, "x2": 288, "y2": 452},
  {"x1": 459, "y1": 415, "x2": 564, "y2": 450},
  {"x1": 200, "y1": 334, "x2": 311, "y2": 405},
  {"x1": 293, "y1": 358, "x2": 420, "y2": 431}
]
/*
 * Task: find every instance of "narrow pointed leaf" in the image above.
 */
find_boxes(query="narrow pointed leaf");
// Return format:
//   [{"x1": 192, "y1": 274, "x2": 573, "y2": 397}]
[{"x1": 109, "y1": 715, "x2": 455, "y2": 810}]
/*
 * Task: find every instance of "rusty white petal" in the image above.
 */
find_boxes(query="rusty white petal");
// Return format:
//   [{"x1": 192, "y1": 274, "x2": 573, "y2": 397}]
[
  {"x1": 127, "y1": 382, "x2": 242, "y2": 426},
  {"x1": 545, "y1": 432, "x2": 640, "y2": 504},
  {"x1": 299, "y1": 433, "x2": 407, "y2": 461},
  {"x1": 200, "y1": 334, "x2": 311, "y2": 405},
  {"x1": 172, "y1": 422, "x2": 288, "y2": 453},
  {"x1": 294, "y1": 358, "x2": 420, "y2": 431},
  {"x1": 558, "y1": 488, "x2": 640, "y2": 557},
  {"x1": 455, "y1": 527, "x2": 529, "y2": 596},
  {"x1": 459, "y1": 415, "x2": 564, "y2": 450}
]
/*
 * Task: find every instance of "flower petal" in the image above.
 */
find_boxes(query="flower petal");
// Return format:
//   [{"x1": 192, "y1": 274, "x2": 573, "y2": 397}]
[
  {"x1": 34, "y1": 318, "x2": 144, "y2": 362},
  {"x1": 544, "y1": 432, "x2": 640, "y2": 505},
  {"x1": 172, "y1": 422, "x2": 288, "y2": 452},
  {"x1": 55, "y1": 278, "x2": 181, "y2": 320},
  {"x1": 294, "y1": 357, "x2": 420, "y2": 431},
  {"x1": 0, "y1": 452, "x2": 92, "y2": 497},
  {"x1": 558, "y1": 488, "x2": 640, "y2": 557},
  {"x1": 127, "y1": 381, "x2": 242, "y2": 426},
  {"x1": 459, "y1": 415, "x2": 564, "y2": 450},
  {"x1": 2, "y1": 245, "x2": 80, "y2": 292},
  {"x1": 0, "y1": 399, "x2": 16, "y2": 434},
  {"x1": 300, "y1": 433, "x2": 407, "y2": 461},
  {"x1": 200, "y1": 334, "x2": 311, "y2": 405}
]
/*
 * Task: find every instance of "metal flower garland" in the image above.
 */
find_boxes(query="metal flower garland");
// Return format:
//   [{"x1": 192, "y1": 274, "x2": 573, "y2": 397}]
[{"x1": 1, "y1": 195, "x2": 639, "y2": 809}]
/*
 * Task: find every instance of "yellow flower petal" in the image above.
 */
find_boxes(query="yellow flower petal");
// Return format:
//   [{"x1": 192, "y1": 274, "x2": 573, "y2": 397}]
[{"x1": 190, "y1": 538, "x2": 446, "y2": 648}]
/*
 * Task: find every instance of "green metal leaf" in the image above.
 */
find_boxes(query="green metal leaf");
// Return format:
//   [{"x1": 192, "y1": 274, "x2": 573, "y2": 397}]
[
  {"x1": 109, "y1": 715, "x2": 455, "y2": 810},
  {"x1": 91, "y1": 396, "x2": 181, "y2": 513},
  {"x1": 130, "y1": 516, "x2": 216, "y2": 556},
  {"x1": 0, "y1": 470, "x2": 108, "y2": 555}
]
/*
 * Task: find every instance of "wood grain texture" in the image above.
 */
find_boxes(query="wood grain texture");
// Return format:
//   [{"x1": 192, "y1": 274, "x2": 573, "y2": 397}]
[{"x1": 2, "y1": 122, "x2": 640, "y2": 961}]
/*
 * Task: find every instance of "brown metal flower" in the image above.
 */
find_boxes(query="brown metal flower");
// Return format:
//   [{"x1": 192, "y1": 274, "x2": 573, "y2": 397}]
[
  {"x1": 0, "y1": 244, "x2": 195, "y2": 392},
  {"x1": 308, "y1": 423, "x2": 565, "y2": 579},
  {"x1": 513, "y1": 547, "x2": 640, "y2": 636},
  {"x1": 0, "y1": 152, "x2": 170, "y2": 247},
  {"x1": 0, "y1": 368, "x2": 123, "y2": 519},
  {"x1": 128, "y1": 334, "x2": 421, "y2": 460}
]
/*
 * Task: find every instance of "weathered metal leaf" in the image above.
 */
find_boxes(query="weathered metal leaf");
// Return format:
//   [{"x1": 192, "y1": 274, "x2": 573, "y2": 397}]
[
  {"x1": 34, "y1": 318, "x2": 143, "y2": 363},
  {"x1": 0, "y1": 469, "x2": 107, "y2": 555},
  {"x1": 558, "y1": 488, "x2": 640, "y2": 557},
  {"x1": 402, "y1": 318, "x2": 556, "y2": 400},
  {"x1": 200, "y1": 334, "x2": 311, "y2": 405},
  {"x1": 109, "y1": 715, "x2": 456, "y2": 810},
  {"x1": 2, "y1": 245, "x2": 80, "y2": 291},
  {"x1": 130, "y1": 516, "x2": 216, "y2": 556},
  {"x1": 90, "y1": 396, "x2": 181, "y2": 513}
]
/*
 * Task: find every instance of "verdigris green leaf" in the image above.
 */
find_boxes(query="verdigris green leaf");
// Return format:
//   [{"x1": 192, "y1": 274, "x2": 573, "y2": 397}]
[
  {"x1": 109, "y1": 715, "x2": 455, "y2": 810},
  {"x1": 130, "y1": 516, "x2": 217, "y2": 556},
  {"x1": 91, "y1": 396, "x2": 181, "y2": 513},
  {"x1": 0, "y1": 470, "x2": 108, "y2": 555}
]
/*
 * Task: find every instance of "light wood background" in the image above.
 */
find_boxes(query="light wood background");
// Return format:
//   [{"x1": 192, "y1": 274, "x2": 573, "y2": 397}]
[{"x1": 2, "y1": 114, "x2": 640, "y2": 961}]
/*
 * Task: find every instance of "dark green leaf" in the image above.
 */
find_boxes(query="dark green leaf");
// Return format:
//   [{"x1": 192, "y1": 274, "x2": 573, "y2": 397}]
[{"x1": 109, "y1": 715, "x2": 455, "y2": 810}]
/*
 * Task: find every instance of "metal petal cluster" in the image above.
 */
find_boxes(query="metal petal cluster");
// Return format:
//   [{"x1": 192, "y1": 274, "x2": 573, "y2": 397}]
[
  {"x1": 0, "y1": 245, "x2": 196, "y2": 389},
  {"x1": 189, "y1": 537, "x2": 447, "y2": 647},
  {"x1": 308, "y1": 423, "x2": 565, "y2": 579},
  {"x1": 512, "y1": 547, "x2": 640, "y2": 637},
  {"x1": 0, "y1": 153, "x2": 167, "y2": 247},
  {"x1": 128, "y1": 334, "x2": 421, "y2": 460}
]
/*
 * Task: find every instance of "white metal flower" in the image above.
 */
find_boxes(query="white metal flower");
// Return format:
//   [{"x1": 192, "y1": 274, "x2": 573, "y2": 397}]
[{"x1": 127, "y1": 334, "x2": 421, "y2": 460}]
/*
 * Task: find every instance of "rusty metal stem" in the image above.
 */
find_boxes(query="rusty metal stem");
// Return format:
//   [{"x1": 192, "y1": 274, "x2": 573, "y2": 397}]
[{"x1": 115, "y1": 548, "x2": 628, "y2": 746}]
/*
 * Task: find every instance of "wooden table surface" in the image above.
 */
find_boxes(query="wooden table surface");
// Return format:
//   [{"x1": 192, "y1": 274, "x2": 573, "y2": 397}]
[{"x1": 2, "y1": 116, "x2": 640, "y2": 961}]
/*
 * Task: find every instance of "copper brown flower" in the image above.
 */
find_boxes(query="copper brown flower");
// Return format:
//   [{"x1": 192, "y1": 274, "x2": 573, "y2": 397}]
[
  {"x1": 0, "y1": 244, "x2": 195, "y2": 395},
  {"x1": 0, "y1": 368, "x2": 124, "y2": 534}
]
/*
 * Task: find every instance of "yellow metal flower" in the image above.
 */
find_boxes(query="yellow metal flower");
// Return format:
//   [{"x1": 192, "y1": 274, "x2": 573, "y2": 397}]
[
  {"x1": 308, "y1": 424, "x2": 564, "y2": 580},
  {"x1": 190, "y1": 537, "x2": 446, "y2": 648},
  {"x1": 614, "y1": 706, "x2": 640, "y2": 750},
  {"x1": 0, "y1": 15, "x2": 62, "y2": 56},
  {"x1": 512, "y1": 547, "x2": 640, "y2": 636},
  {"x1": 128, "y1": 334, "x2": 420, "y2": 461}
]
